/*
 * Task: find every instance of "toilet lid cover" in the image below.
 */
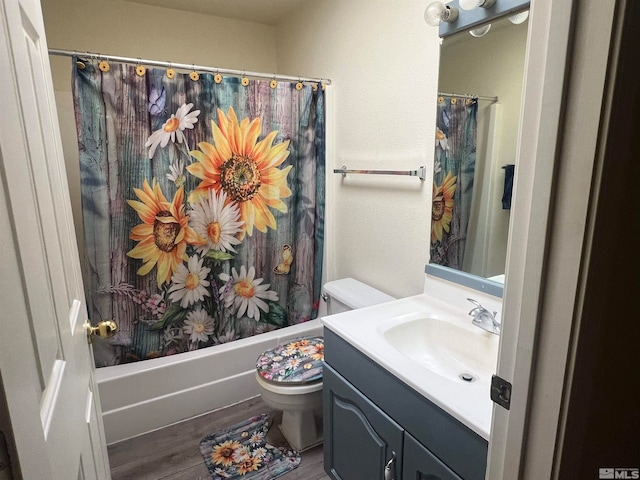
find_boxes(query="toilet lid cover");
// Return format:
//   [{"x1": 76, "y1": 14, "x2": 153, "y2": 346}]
[{"x1": 256, "y1": 336, "x2": 324, "y2": 384}]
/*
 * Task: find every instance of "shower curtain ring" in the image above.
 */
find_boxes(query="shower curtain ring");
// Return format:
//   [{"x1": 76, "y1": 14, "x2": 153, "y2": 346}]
[
  {"x1": 98, "y1": 53, "x2": 110, "y2": 73},
  {"x1": 74, "y1": 50, "x2": 86, "y2": 70},
  {"x1": 166, "y1": 62, "x2": 175, "y2": 79},
  {"x1": 135, "y1": 58, "x2": 146, "y2": 76},
  {"x1": 190, "y1": 65, "x2": 200, "y2": 82}
]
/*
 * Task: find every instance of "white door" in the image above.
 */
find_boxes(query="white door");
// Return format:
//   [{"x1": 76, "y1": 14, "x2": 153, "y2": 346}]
[{"x1": 0, "y1": 0, "x2": 111, "y2": 478}]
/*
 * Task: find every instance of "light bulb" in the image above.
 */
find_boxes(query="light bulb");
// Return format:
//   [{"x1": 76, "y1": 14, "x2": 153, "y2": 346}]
[
  {"x1": 424, "y1": 1, "x2": 459, "y2": 27},
  {"x1": 509, "y1": 10, "x2": 529, "y2": 24},
  {"x1": 469, "y1": 23, "x2": 492, "y2": 37},
  {"x1": 459, "y1": 0, "x2": 481, "y2": 10},
  {"x1": 459, "y1": 0, "x2": 496, "y2": 10}
]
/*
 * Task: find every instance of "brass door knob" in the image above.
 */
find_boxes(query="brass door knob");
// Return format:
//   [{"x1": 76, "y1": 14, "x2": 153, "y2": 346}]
[{"x1": 86, "y1": 320, "x2": 117, "y2": 343}]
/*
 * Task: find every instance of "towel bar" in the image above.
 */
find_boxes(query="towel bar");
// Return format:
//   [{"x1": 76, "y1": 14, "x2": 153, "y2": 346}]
[{"x1": 334, "y1": 165, "x2": 426, "y2": 181}]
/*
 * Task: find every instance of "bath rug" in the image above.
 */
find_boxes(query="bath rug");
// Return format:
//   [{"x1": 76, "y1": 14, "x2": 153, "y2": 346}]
[{"x1": 200, "y1": 414, "x2": 301, "y2": 480}]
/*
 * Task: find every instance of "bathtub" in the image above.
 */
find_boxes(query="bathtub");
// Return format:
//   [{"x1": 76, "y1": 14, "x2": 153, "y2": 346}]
[{"x1": 96, "y1": 319, "x2": 323, "y2": 444}]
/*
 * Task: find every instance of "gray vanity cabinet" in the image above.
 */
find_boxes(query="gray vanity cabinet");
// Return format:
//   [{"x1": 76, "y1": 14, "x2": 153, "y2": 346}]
[
  {"x1": 323, "y1": 364, "x2": 403, "y2": 479},
  {"x1": 323, "y1": 329, "x2": 488, "y2": 480}
]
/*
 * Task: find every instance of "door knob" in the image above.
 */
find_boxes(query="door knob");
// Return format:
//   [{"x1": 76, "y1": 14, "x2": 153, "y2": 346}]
[{"x1": 86, "y1": 320, "x2": 117, "y2": 343}]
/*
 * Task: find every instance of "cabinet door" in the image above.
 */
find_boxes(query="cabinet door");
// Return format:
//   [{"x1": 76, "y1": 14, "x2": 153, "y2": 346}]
[
  {"x1": 324, "y1": 364, "x2": 403, "y2": 480},
  {"x1": 403, "y1": 432, "x2": 462, "y2": 480}
]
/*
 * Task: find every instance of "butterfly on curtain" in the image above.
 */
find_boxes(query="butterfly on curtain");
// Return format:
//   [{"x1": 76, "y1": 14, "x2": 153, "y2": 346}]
[
  {"x1": 443, "y1": 108, "x2": 450, "y2": 125},
  {"x1": 148, "y1": 85, "x2": 166, "y2": 116},
  {"x1": 273, "y1": 245, "x2": 293, "y2": 275}
]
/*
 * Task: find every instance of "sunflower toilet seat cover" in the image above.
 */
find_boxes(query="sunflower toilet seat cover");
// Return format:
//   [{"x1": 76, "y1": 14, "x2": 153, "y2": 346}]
[{"x1": 256, "y1": 336, "x2": 324, "y2": 384}]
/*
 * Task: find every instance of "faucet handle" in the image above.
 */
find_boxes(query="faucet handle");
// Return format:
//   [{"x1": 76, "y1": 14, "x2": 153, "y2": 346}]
[{"x1": 467, "y1": 298, "x2": 483, "y2": 308}]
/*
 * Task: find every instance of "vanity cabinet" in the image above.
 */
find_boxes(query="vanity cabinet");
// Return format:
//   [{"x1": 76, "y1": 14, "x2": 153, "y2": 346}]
[
  {"x1": 403, "y1": 432, "x2": 462, "y2": 480},
  {"x1": 323, "y1": 365, "x2": 403, "y2": 480},
  {"x1": 323, "y1": 329, "x2": 487, "y2": 480}
]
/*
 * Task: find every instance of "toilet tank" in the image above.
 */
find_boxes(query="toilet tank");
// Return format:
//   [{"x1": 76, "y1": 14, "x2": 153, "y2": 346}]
[{"x1": 323, "y1": 278, "x2": 395, "y2": 315}]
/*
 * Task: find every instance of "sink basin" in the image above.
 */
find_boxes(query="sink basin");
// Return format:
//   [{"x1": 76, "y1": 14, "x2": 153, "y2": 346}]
[{"x1": 382, "y1": 316, "x2": 498, "y2": 382}]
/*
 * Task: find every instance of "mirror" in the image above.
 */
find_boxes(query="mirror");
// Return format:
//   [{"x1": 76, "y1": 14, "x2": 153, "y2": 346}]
[{"x1": 430, "y1": 10, "x2": 528, "y2": 280}]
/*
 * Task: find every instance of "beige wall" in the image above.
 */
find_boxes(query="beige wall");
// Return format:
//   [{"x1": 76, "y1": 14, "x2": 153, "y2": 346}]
[
  {"x1": 43, "y1": 0, "x2": 441, "y2": 299},
  {"x1": 43, "y1": 0, "x2": 278, "y2": 93},
  {"x1": 276, "y1": 1, "x2": 440, "y2": 297}
]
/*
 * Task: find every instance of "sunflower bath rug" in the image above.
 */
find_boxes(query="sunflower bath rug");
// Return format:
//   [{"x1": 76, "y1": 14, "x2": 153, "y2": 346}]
[{"x1": 200, "y1": 414, "x2": 301, "y2": 479}]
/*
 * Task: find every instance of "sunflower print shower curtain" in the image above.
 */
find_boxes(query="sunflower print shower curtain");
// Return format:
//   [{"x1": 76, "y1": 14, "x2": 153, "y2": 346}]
[
  {"x1": 72, "y1": 59, "x2": 325, "y2": 367},
  {"x1": 430, "y1": 96, "x2": 477, "y2": 270}
]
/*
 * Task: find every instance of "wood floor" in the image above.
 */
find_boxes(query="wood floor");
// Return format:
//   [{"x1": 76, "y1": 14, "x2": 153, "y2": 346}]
[{"x1": 107, "y1": 396, "x2": 330, "y2": 480}]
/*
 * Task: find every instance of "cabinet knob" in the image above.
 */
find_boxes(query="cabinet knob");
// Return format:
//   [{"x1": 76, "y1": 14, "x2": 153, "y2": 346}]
[{"x1": 384, "y1": 451, "x2": 396, "y2": 480}]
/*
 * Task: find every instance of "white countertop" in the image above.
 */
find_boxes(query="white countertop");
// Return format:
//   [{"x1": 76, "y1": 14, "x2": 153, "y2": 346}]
[{"x1": 321, "y1": 284, "x2": 501, "y2": 440}]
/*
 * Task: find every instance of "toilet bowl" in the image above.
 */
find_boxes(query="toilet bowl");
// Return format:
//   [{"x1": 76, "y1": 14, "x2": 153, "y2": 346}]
[{"x1": 255, "y1": 278, "x2": 395, "y2": 451}]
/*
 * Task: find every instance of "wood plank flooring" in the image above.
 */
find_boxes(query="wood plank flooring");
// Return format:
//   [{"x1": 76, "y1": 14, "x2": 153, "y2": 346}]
[{"x1": 107, "y1": 396, "x2": 330, "y2": 480}]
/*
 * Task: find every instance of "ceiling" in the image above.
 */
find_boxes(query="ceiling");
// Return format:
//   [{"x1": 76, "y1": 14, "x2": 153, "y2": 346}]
[{"x1": 127, "y1": 0, "x2": 307, "y2": 25}]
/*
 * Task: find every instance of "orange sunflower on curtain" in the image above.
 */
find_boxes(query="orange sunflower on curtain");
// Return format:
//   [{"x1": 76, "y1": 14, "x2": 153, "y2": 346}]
[
  {"x1": 431, "y1": 171, "x2": 457, "y2": 244},
  {"x1": 187, "y1": 107, "x2": 293, "y2": 239},
  {"x1": 126, "y1": 179, "x2": 198, "y2": 287}
]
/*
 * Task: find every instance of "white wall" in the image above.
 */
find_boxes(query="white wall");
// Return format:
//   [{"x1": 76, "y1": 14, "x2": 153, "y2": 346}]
[{"x1": 275, "y1": 1, "x2": 440, "y2": 298}]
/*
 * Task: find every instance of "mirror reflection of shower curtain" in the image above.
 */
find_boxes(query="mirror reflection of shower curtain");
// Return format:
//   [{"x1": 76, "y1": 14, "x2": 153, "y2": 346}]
[{"x1": 431, "y1": 96, "x2": 478, "y2": 270}]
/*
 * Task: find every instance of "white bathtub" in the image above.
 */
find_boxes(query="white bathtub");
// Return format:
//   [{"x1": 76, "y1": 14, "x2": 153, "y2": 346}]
[{"x1": 96, "y1": 319, "x2": 323, "y2": 444}]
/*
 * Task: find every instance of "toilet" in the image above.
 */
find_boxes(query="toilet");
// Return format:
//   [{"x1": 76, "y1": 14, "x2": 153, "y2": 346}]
[{"x1": 255, "y1": 278, "x2": 395, "y2": 451}]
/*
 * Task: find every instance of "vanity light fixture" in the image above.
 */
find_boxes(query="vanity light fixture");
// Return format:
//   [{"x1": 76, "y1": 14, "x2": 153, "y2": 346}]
[
  {"x1": 459, "y1": 0, "x2": 497, "y2": 10},
  {"x1": 424, "y1": 1, "x2": 459, "y2": 27},
  {"x1": 508, "y1": 10, "x2": 529, "y2": 24}
]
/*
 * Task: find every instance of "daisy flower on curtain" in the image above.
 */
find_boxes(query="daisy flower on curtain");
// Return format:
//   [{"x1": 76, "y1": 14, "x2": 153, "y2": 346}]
[
  {"x1": 188, "y1": 107, "x2": 292, "y2": 239},
  {"x1": 166, "y1": 158, "x2": 186, "y2": 187},
  {"x1": 167, "y1": 254, "x2": 211, "y2": 308},
  {"x1": 219, "y1": 265, "x2": 279, "y2": 321},
  {"x1": 188, "y1": 189, "x2": 244, "y2": 254},
  {"x1": 183, "y1": 308, "x2": 215, "y2": 343},
  {"x1": 126, "y1": 179, "x2": 198, "y2": 287},
  {"x1": 145, "y1": 103, "x2": 200, "y2": 159}
]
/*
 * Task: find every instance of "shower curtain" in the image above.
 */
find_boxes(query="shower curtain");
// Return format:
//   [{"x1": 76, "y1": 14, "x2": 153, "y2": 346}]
[
  {"x1": 72, "y1": 59, "x2": 325, "y2": 367},
  {"x1": 430, "y1": 96, "x2": 478, "y2": 270}
]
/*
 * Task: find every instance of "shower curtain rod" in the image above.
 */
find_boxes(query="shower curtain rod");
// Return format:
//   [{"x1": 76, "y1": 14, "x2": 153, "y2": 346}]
[
  {"x1": 438, "y1": 91, "x2": 498, "y2": 103},
  {"x1": 48, "y1": 48, "x2": 332, "y2": 85}
]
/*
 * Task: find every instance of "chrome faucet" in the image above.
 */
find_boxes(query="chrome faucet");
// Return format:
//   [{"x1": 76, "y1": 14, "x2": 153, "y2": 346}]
[{"x1": 467, "y1": 298, "x2": 500, "y2": 335}]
